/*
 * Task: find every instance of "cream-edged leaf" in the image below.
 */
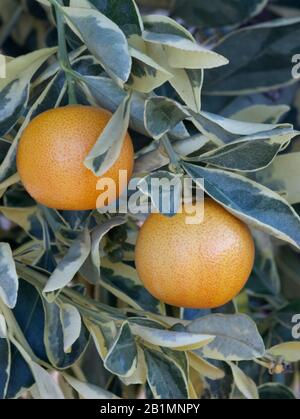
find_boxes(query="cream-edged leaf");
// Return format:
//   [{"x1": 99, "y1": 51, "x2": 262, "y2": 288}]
[
  {"x1": 0, "y1": 242, "x2": 18, "y2": 308},
  {"x1": 43, "y1": 229, "x2": 91, "y2": 293}
]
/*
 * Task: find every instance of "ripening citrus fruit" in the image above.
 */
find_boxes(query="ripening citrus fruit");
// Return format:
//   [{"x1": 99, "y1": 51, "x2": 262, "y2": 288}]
[
  {"x1": 17, "y1": 105, "x2": 134, "y2": 210},
  {"x1": 135, "y1": 199, "x2": 255, "y2": 308}
]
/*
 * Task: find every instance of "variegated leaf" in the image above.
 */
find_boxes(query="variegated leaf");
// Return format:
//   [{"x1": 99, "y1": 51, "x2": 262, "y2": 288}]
[
  {"x1": 62, "y1": 6, "x2": 131, "y2": 84},
  {"x1": 144, "y1": 348, "x2": 188, "y2": 399},
  {"x1": 227, "y1": 361, "x2": 259, "y2": 399},
  {"x1": 104, "y1": 322, "x2": 137, "y2": 377},
  {"x1": 130, "y1": 323, "x2": 214, "y2": 350},
  {"x1": 144, "y1": 97, "x2": 188, "y2": 139},
  {"x1": 43, "y1": 229, "x2": 91, "y2": 293},
  {"x1": 84, "y1": 93, "x2": 132, "y2": 176},
  {"x1": 187, "y1": 314, "x2": 265, "y2": 361},
  {"x1": 59, "y1": 304, "x2": 82, "y2": 353},
  {"x1": 63, "y1": 373, "x2": 120, "y2": 399},
  {"x1": 81, "y1": 216, "x2": 126, "y2": 283},
  {"x1": 183, "y1": 163, "x2": 300, "y2": 249},
  {"x1": 0, "y1": 243, "x2": 18, "y2": 308}
]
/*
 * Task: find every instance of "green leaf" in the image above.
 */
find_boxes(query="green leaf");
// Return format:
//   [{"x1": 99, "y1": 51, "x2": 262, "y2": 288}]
[
  {"x1": 62, "y1": 6, "x2": 131, "y2": 84},
  {"x1": 87, "y1": 0, "x2": 143, "y2": 38},
  {"x1": 0, "y1": 243, "x2": 18, "y2": 309},
  {"x1": 227, "y1": 362, "x2": 259, "y2": 399},
  {"x1": 84, "y1": 93, "x2": 132, "y2": 176},
  {"x1": 81, "y1": 216, "x2": 126, "y2": 283},
  {"x1": 104, "y1": 322, "x2": 137, "y2": 377},
  {"x1": 63, "y1": 373, "x2": 120, "y2": 399},
  {"x1": 100, "y1": 259, "x2": 165, "y2": 314},
  {"x1": 258, "y1": 383, "x2": 296, "y2": 400},
  {"x1": 59, "y1": 304, "x2": 82, "y2": 353},
  {"x1": 86, "y1": 319, "x2": 117, "y2": 360},
  {"x1": 187, "y1": 314, "x2": 265, "y2": 361},
  {"x1": 204, "y1": 18, "x2": 300, "y2": 94},
  {"x1": 172, "y1": 0, "x2": 267, "y2": 28},
  {"x1": 183, "y1": 163, "x2": 300, "y2": 249},
  {"x1": 142, "y1": 15, "x2": 228, "y2": 69},
  {"x1": 43, "y1": 229, "x2": 91, "y2": 293},
  {"x1": 144, "y1": 348, "x2": 188, "y2": 399},
  {"x1": 121, "y1": 345, "x2": 147, "y2": 385},
  {"x1": 11, "y1": 341, "x2": 64, "y2": 399},
  {"x1": 197, "y1": 138, "x2": 285, "y2": 172},
  {"x1": 267, "y1": 342, "x2": 300, "y2": 362},
  {"x1": 130, "y1": 323, "x2": 214, "y2": 350},
  {"x1": 145, "y1": 97, "x2": 188, "y2": 139},
  {"x1": 43, "y1": 299, "x2": 90, "y2": 369}
]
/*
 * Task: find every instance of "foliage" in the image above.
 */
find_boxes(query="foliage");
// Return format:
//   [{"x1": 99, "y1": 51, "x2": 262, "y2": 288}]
[{"x1": 0, "y1": 0, "x2": 300, "y2": 399}]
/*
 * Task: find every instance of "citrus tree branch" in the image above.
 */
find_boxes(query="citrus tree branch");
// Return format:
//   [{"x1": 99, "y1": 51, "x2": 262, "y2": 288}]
[{"x1": 50, "y1": 0, "x2": 77, "y2": 104}]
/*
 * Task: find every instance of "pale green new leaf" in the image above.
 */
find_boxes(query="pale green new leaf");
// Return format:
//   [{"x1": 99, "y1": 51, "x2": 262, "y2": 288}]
[
  {"x1": 267, "y1": 342, "x2": 300, "y2": 362},
  {"x1": 227, "y1": 362, "x2": 259, "y2": 399},
  {"x1": 84, "y1": 93, "x2": 132, "y2": 176},
  {"x1": 183, "y1": 163, "x2": 300, "y2": 249},
  {"x1": 104, "y1": 322, "x2": 137, "y2": 377},
  {"x1": 59, "y1": 303, "x2": 82, "y2": 353},
  {"x1": 62, "y1": 6, "x2": 131, "y2": 84},
  {"x1": 187, "y1": 314, "x2": 265, "y2": 361},
  {"x1": 43, "y1": 229, "x2": 91, "y2": 293},
  {"x1": 0, "y1": 243, "x2": 18, "y2": 308}
]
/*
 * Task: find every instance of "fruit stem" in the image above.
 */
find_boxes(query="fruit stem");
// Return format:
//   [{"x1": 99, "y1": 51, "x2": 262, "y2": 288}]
[
  {"x1": 52, "y1": 0, "x2": 77, "y2": 105},
  {"x1": 160, "y1": 134, "x2": 183, "y2": 174}
]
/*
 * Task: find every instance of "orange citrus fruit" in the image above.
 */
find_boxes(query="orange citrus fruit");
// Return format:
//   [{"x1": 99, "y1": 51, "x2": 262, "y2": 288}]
[
  {"x1": 17, "y1": 105, "x2": 134, "y2": 210},
  {"x1": 135, "y1": 199, "x2": 255, "y2": 308}
]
